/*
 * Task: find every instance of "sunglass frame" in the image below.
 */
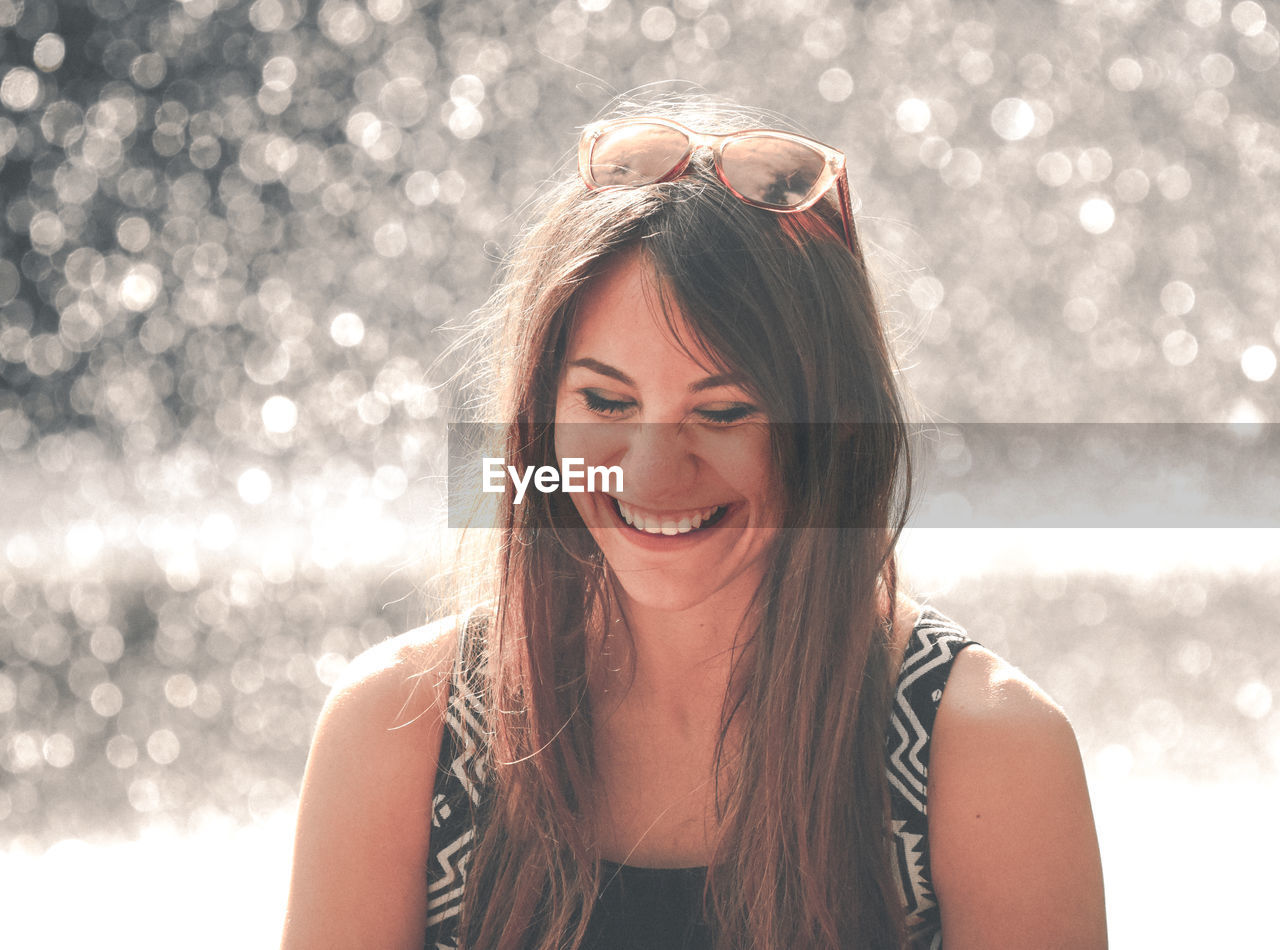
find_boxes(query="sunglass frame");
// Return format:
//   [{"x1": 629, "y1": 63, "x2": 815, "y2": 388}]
[{"x1": 577, "y1": 116, "x2": 857, "y2": 255}]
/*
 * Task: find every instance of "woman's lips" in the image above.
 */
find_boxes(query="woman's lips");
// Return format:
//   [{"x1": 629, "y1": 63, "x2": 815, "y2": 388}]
[{"x1": 611, "y1": 497, "x2": 729, "y2": 536}]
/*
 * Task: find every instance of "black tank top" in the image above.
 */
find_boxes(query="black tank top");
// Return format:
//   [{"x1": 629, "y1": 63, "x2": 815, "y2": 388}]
[{"x1": 423, "y1": 607, "x2": 976, "y2": 950}]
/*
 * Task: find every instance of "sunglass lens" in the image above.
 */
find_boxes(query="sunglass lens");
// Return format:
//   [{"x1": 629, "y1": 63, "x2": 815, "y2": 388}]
[
  {"x1": 720, "y1": 137, "x2": 828, "y2": 209},
  {"x1": 588, "y1": 123, "x2": 690, "y2": 187}
]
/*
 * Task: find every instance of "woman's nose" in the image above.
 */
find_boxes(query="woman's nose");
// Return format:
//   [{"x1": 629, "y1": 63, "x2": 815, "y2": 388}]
[{"x1": 618, "y1": 423, "x2": 696, "y2": 500}]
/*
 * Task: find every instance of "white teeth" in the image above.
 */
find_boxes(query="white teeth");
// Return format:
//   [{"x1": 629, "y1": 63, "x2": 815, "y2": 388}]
[{"x1": 615, "y1": 500, "x2": 724, "y2": 535}]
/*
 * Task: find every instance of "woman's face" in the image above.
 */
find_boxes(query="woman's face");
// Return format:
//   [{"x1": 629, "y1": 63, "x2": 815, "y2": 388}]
[{"x1": 553, "y1": 253, "x2": 781, "y2": 616}]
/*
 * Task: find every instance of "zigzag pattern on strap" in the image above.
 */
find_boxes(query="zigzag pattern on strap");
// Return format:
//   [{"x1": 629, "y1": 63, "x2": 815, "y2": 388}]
[
  {"x1": 885, "y1": 607, "x2": 977, "y2": 949},
  {"x1": 423, "y1": 608, "x2": 492, "y2": 949}
]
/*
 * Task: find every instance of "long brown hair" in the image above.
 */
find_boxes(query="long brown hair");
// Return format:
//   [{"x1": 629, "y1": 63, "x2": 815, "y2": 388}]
[{"x1": 456, "y1": 99, "x2": 911, "y2": 950}]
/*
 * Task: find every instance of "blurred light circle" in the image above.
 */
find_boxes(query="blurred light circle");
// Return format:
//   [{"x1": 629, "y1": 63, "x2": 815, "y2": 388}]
[
  {"x1": 319, "y1": 0, "x2": 372, "y2": 46},
  {"x1": 1228, "y1": 397, "x2": 1265, "y2": 425},
  {"x1": 938, "y1": 148, "x2": 982, "y2": 189},
  {"x1": 330, "y1": 311, "x2": 365, "y2": 347},
  {"x1": 1241, "y1": 344, "x2": 1277, "y2": 381},
  {"x1": 1063, "y1": 297, "x2": 1099, "y2": 333},
  {"x1": 1175, "y1": 639, "x2": 1213, "y2": 675},
  {"x1": 990, "y1": 97, "x2": 1034, "y2": 141},
  {"x1": 1231, "y1": 0, "x2": 1267, "y2": 35},
  {"x1": 1240, "y1": 24, "x2": 1280, "y2": 71},
  {"x1": 449, "y1": 74, "x2": 485, "y2": 106},
  {"x1": 39, "y1": 100, "x2": 84, "y2": 146},
  {"x1": 1200, "y1": 51, "x2": 1237, "y2": 86},
  {"x1": 90, "y1": 682, "x2": 124, "y2": 718},
  {"x1": 372, "y1": 464, "x2": 408, "y2": 501},
  {"x1": 1114, "y1": 167, "x2": 1150, "y2": 202},
  {"x1": 817, "y1": 67, "x2": 854, "y2": 103},
  {"x1": 1035, "y1": 150, "x2": 1073, "y2": 187},
  {"x1": 918, "y1": 136, "x2": 950, "y2": 169},
  {"x1": 116, "y1": 215, "x2": 151, "y2": 252},
  {"x1": 1161, "y1": 329, "x2": 1199, "y2": 366},
  {"x1": 958, "y1": 49, "x2": 994, "y2": 85},
  {"x1": 404, "y1": 170, "x2": 439, "y2": 206},
  {"x1": 379, "y1": 76, "x2": 429, "y2": 126},
  {"x1": 640, "y1": 5, "x2": 676, "y2": 41},
  {"x1": 43, "y1": 733, "x2": 75, "y2": 768},
  {"x1": 368, "y1": 0, "x2": 406, "y2": 21},
  {"x1": 165, "y1": 673, "x2": 198, "y2": 708},
  {"x1": 373, "y1": 221, "x2": 408, "y2": 257},
  {"x1": 802, "y1": 17, "x2": 846, "y2": 59},
  {"x1": 66, "y1": 520, "x2": 105, "y2": 566},
  {"x1": 130, "y1": 52, "x2": 166, "y2": 89},
  {"x1": 146, "y1": 729, "x2": 181, "y2": 765},
  {"x1": 119, "y1": 265, "x2": 161, "y2": 311},
  {"x1": 1160, "y1": 280, "x2": 1196, "y2": 315},
  {"x1": 0, "y1": 0, "x2": 21, "y2": 29},
  {"x1": 357, "y1": 391, "x2": 391, "y2": 425},
  {"x1": 106, "y1": 734, "x2": 137, "y2": 769},
  {"x1": 1235, "y1": 681, "x2": 1273, "y2": 719},
  {"x1": 579, "y1": 0, "x2": 611, "y2": 10},
  {"x1": 315, "y1": 653, "x2": 348, "y2": 687},
  {"x1": 1156, "y1": 163, "x2": 1192, "y2": 200},
  {"x1": 908, "y1": 275, "x2": 945, "y2": 311},
  {"x1": 694, "y1": 13, "x2": 731, "y2": 50},
  {"x1": 198, "y1": 512, "x2": 238, "y2": 550},
  {"x1": 90, "y1": 626, "x2": 125, "y2": 664},
  {"x1": 237, "y1": 467, "x2": 273, "y2": 505},
  {"x1": 1027, "y1": 99, "x2": 1054, "y2": 137},
  {"x1": 244, "y1": 342, "x2": 290, "y2": 385},
  {"x1": 1107, "y1": 56, "x2": 1143, "y2": 91},
  {"x1": 1185, "y1": 0, "x2": 1222, "y2": 26},
  {"x1": 1076, "y1": 146, "x2": 1112, "y2": 182},
  {"x1": 261, "y1": 395, "x2": 298, "y2": 434},
  {"x1": 127, "y1": 778, "x2": 160, "y2": 813},
  {"x1": 446, "y1": 102, "x2": 484, "y2": 140},
  {"x1": 0, "y1": 673, "x2": 14, "y2": 714},
  {"x1": 28, "y1": 210, "x2": 65, "y2": 253},
  {"x1": 261, "y1": 544, "x2": 295, "y2": 584},
  {"x1": 895, "y1": 97, "x2": 931, "y2": 133},
  {"x1": 0, "y1": 259, "x2": 18, "y2": 305},
  {"x1": 262, "y1": 55, "x2": 297, "y2": 91},
  {"x1": 8, "y1": 733, "x2": 42, "y2": 772},
  {"x1": 250, "y1": 0, "x2": 286, "y2": 30},
  {"x1": 0, "y1": 67, "x2": 40, "y2": 111},
  {"x1": 23, "y1": 333, "x2": 69, "y2": 376},
  {"x1": 1078, "y1": 197, "x2": 1115, "y2": 234}
]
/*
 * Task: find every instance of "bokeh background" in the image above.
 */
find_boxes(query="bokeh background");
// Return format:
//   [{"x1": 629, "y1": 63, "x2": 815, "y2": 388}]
[{"x1": 2, "y1": 0, "x2": 1277, "y2": 946}]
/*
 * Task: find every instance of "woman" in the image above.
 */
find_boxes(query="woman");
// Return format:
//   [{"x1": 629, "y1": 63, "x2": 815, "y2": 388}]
[{"x1": 282, "y1": 100, "x2": 1107, "y2": 949}]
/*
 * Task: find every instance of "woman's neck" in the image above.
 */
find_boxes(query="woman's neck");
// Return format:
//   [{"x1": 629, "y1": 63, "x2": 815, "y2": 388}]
[{"x1": 590, "y1": 591, "x2": 755, "y2": 738}]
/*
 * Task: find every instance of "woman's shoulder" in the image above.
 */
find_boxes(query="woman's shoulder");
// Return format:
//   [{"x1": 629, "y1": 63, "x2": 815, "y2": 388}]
[
  {"x1": 327, "y1": 614, "x2": 461, "y2": 721},
  {"x1": 281, "y1": 615, "x2": 463, "y2": 948},
  {"x1": 923, "y1": 619, "x2": 1108, "y2": 947}
]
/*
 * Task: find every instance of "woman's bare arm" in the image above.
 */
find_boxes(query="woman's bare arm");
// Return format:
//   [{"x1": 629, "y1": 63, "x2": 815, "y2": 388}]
[
  {"x1": 930, "y1": 645, "x2": 1108, "y2": 949},
  {"x1": 281, "y1": 617, "x2": 458, "y2": 950}
]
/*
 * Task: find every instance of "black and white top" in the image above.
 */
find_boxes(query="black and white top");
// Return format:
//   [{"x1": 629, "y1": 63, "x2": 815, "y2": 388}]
[{"x1": 423, "y1": 607, "x2": 977, "y2": 950}]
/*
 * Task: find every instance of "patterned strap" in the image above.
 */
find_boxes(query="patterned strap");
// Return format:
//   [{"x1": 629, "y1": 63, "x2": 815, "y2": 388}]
[
  {"x1": 424, "y1": 610, "x2": 491, "y2": 947},
  {"x1": 886, "y1": 607, "x2": 978, "y2": 949}
]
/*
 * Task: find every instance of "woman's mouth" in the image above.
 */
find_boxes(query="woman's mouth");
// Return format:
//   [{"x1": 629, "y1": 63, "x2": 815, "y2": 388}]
[{"x1": 612, "y1": 497, "x2": 729, "y2": 536}]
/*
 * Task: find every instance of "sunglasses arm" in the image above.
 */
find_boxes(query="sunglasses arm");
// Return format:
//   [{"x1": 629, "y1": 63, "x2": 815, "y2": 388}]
[{"x1": 835, "y1": 171, "x2": 858, "y2": 258}]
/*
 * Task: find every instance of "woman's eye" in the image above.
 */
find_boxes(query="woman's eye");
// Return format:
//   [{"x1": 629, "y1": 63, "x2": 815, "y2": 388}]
[
  {"x1": 581, "y1": 389, "x2": 633, "y2": 415},
  {"x1": 697, "y1": 404, "x2": 758, "y2": 425}
]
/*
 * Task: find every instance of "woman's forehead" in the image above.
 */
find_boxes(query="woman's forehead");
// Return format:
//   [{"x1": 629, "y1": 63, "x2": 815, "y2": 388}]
[{"x1": 564, "y1": 252, "x2": 728, "y2": 377}]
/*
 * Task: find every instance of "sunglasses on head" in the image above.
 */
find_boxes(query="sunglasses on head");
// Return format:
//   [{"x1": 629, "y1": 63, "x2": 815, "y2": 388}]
[{"x1": 577, "y1": 116, "x2": 858, "y2": 255}]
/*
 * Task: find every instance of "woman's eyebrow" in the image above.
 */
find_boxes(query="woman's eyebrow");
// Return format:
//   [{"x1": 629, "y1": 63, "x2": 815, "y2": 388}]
[
  {"x1": 566, "y1": 357, "x2": 634, "y2": 386},
  {"x1": 566, "y1": 358, "x2": 747, "y2": 394}
]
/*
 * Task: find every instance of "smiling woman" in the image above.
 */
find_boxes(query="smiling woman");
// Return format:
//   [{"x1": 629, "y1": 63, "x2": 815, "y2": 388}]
[{"x1": 282, "y1": 96, "x2": 1107, "y2": 950}]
